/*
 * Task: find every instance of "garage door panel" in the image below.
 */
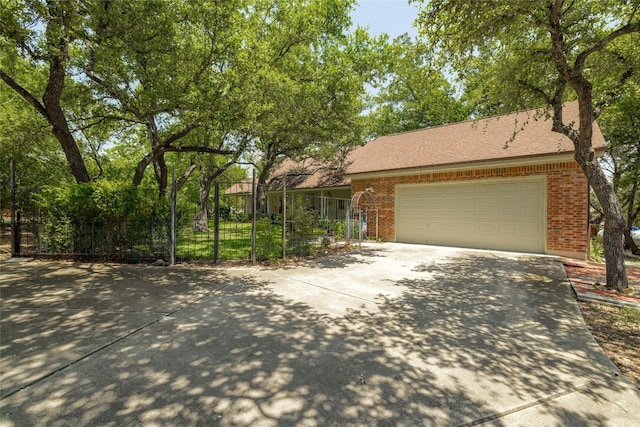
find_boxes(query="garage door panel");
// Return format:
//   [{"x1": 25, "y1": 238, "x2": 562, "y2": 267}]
[
  {"x1": 396, "y1": 178, "x2": 545, "y2": 253},
  {"x1": 498, "y1": 224, "x2": 518, "y2": 234}
]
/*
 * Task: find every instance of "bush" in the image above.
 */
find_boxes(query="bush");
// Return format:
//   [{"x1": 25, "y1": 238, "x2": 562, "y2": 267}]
[
  {"x1": 334, "y1": 221, "x2": 346, "y2": 239},
  {"x1": 256, "y1": 218, "x2": 280, "y2": 261},
  {"x1": 33, "y1": 181, "x2": 172, "y2": 258},
  {"x1": 40, "y1": 215, "x2": 73, "y2": 253},
  {"x1": 287, "y1": 206, "x2": 315, "y2": 256}
]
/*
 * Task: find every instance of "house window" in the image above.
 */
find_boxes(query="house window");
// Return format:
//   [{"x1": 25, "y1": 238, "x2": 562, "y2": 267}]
[{"x1": 338, "y1": 200, "x2": 345, "y2": 210}]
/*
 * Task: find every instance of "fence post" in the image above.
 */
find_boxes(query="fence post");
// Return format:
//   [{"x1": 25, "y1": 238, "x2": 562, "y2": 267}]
[
  {"x1": 213, "y1": 182, "x2": 220, "y2": 263},
  {"x1": 10, "y1": 159, "x2": 20, "y2": 257},
  {"x1": 171, "y1": 167, "x2": 176, "y2": 265},
  {"x1": 358, "y1": 209, "x2": 362, "y2": 249},
  {"x1": 282, "y1": 174, "x2": 287, "y2": 259},
  {"x1": 251, "y1": 169, "x2": 257, "y2": 264}
]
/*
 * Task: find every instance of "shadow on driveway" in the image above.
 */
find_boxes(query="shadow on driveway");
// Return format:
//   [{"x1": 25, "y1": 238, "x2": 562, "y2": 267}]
[{"x1": 1, "y1": 246, "x2": 639, "y2": 426}]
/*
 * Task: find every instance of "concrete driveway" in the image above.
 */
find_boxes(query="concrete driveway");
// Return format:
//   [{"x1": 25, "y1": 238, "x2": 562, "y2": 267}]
[{"x1": 1, "y1": 243, "x2": 639, "y2": 426}]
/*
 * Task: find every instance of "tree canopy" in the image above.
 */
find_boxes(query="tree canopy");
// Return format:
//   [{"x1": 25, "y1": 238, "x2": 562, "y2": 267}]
[
  {"x1": 4, "y1": 0, "x2": 640, "y2": 286},
  {"x1": 1, "y1": 0, "x2": 375, "y2": 197},
  {"x1": 367, "y1": 34, "x2": 468, "y2": 136}
]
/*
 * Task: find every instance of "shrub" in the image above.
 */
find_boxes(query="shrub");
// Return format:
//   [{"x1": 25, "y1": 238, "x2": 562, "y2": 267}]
[
  {"x1": 33, "y1": 181, "x2": 172, "y2": 257},
  {"x1": 334, "y1": 221, "x2": 346, "y2": 239},
  {"x1": 256, "y1": 218, "x2": 280, "y2": 261},
  {"x1": 287, "y1": 206, "x2": 315, "y2": 256}
]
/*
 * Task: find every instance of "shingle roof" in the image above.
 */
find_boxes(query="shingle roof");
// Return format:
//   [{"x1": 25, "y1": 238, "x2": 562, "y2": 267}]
[
  {"x1": 345, "y1": 102, "x2": 607, "y2": 176},
  {"x1": 224, "y1": 159, "x2": 349, "y2": 195},
  {"x1": 267, "y1": 158, "x2": 350, "y2": 191},
  {"x1": 225, "y1": 179, "x2": 253, "y2": 195}
]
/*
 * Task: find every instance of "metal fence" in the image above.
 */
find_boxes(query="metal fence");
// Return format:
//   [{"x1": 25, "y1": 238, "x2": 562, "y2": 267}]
[{"x1": 3, "y1": 169, "x2": 356, "y2": 264}]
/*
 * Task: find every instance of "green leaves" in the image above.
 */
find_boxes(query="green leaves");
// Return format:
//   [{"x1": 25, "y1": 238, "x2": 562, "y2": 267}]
[
  {"x1": 2, "y1": 0, "x2": 372, "y2": 195},
  {"x1": 414, "y1": 0, "x2": 640, "y2": 290},
  {"x1": 367, "y1": 35, "x2": 468, "y2": 135},
  {"x1": 246, "y1": 0, "x2": 369, "y2": 172}
]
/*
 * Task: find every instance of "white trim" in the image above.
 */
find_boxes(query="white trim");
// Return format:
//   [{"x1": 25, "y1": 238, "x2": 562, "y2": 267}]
[
  {"x1": 394, "y1": 175, "x2": 546, "y2": 190},
  {"x1": 281, "y1": 185, "x2": 350, "y2": 194},
  {"x1": 346, "y1": 153, "x2": 577, "y2": 180},
  {"x1": 228, "y1": 185, "x2": 350, "y2": 197}
]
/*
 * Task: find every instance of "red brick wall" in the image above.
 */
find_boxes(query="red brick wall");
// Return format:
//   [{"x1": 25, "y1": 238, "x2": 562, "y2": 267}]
[{"x1": 351, "y1": 161, "x2": 589, "y2": 259}]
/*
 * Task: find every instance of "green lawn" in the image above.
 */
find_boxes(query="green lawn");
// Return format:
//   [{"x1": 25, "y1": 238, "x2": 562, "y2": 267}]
[
  {"x1": 177, "y1": 221, "x2": 253, "y2": 260},
  {"x1": 176, "y1": 220, "x2": 337, "y2": 261}
]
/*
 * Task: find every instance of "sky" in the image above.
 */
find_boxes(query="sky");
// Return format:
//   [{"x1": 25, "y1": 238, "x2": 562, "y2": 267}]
[{"x1": 350, "y1": 0, "x2": 420, "y2": 39}]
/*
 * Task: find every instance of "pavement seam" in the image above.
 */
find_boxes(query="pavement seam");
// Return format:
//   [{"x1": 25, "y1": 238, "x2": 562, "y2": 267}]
[
  {"x1": 269, "y1": 272, "x2": 378, "y2": 304},
  {"x1": 0, "y1": 307, "x2": 174, "y2": 314},
  {"x1": 457, "y1": 381, "x2": 594, "y2": 426},
  {"x1": 0, "y1": 283, "x2": 231, "y2": 402}
]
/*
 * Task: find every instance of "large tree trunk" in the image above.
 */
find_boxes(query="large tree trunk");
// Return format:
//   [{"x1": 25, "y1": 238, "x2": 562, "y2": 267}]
[
  {"x1": 571, "y1": 97, "x2": 628, "y2": 292},
  {"x1": 193, "y1": 165, "x2": 212, "y2": 232},
  {"x1": 43, "y1": 96, "x2": 92, "y2": 183},
  {"x1": 154, "y1": 152, "x2": 169, "y2": 197},
  {"x1": 256, "y1": 164, "x2": 272, "y2": 216},
  {"x1": 597, "y1": 186, "x2": 629, "y2": 291},
  {"x1": 0, "y1": 0, "x2": 91, "y2": 184},
  {"x1": 43, "y1": 1, "x2": 91, "y2": 183}
]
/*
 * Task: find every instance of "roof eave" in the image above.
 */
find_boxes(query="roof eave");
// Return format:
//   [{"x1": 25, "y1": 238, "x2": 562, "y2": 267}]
[{"x1": 345, "y1": 152, "x2": 587, "y2": 180}]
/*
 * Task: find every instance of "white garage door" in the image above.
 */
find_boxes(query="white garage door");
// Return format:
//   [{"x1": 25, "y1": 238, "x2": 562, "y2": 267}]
[{"x1": 395, "y1": 178, "x2": 546, "y2": 253}]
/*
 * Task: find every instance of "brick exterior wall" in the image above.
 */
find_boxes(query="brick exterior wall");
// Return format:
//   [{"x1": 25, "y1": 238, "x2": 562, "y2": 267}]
[{"x1": 351, "y1": 161, "x2": 589, "y2": 259}]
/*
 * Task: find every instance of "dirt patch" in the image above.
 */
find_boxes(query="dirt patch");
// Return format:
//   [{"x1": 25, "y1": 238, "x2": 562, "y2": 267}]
[
  {"x1": 578, "y1": 302, "x2": 640, "y2": 389},
  {"x1": 564, "y1": 257, "x2": 640, "y2": 389}
]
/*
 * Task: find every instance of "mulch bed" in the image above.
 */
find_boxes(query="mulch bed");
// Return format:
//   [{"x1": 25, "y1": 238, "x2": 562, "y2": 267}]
[{"x1": 563, "y1": 258, "x2": 640, "y2": 300}]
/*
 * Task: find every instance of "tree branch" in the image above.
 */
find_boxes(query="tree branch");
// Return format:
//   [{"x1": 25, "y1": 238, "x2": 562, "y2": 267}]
[
  {"x1": 0, "y1": 70, "x2": 49, "y2": 120},
  {"x1": 165, "y1": 145, "x2": 235, "y2": 155},
  {"x1": 574, "y1": 21, "x2": 640, "y2": 73},
  {"x1": 176, "y1": 162, "x2": 197, "y2": 192},
  {"x1": 162, "y1": 123, "x2": 199, "y2": 146}
]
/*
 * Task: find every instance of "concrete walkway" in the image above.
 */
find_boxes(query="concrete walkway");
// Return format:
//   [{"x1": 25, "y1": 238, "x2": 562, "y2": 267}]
[{"x1": 1, "y1": 243, "x2": 639, "y2": 426}]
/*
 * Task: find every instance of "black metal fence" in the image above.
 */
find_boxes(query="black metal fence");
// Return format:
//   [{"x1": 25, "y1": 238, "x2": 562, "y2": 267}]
[{"x1": 3, "y1": 168, "x2": 356, "y2": 264}]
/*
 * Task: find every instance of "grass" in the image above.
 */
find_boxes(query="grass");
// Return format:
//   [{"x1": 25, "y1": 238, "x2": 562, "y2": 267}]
[
  {"x1": 177, "y1": 221, "x2": 253, "y2": 260},
  {"x1": 176, "y1": 220, "x2": 335, "y2": 261}
]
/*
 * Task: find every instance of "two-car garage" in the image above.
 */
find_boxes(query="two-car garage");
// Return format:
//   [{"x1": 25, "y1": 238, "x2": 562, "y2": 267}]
[
  {"x1": 394, "y1": 177, "x2": 547, "y2": 254},
  {"x1": 345, "y1": 102, "x2": 601, "y2": 259}
]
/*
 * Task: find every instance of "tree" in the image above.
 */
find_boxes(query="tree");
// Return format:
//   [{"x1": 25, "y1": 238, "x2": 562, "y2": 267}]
[
  {"x1": 2, "y1": 1, "x2": 261, "y2": 193},
  {"x1": 243, "y1": 0, "x2": 371, "y2": 213},
  {"x1": 1, "y1": 0, "x2": 93, "y2": 183},
  {"x1": 416, "y1": 0, "x2": 640, "y2": 292},
  {"x1": 79, "y1": 0, "x2": 247, "y2": 195},
  {"x1": 368, "y1": 34, "x2": 468, "y2": 136},
  {"x1": 185, "y1": 130, "x2": 249, "y2": 232}
]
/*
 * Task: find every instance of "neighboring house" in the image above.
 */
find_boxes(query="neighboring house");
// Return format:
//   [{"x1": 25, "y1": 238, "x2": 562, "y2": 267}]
[{"x1": 228, "y1": 102, "x2": 605, "y2": 259}]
